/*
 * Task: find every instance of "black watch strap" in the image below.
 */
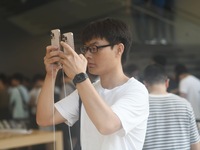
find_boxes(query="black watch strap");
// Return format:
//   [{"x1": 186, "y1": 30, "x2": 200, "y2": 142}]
[{"x1": 73, "y1": 73, "x2": 88, "y2": 85}]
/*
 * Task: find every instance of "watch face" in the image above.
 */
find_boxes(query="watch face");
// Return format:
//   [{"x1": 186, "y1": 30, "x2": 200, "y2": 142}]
[
  {"x1": 77, "y1": 74, "x2": 84, "y2": 80},
  {"x1": 73, "y1": 73, "x2": 88, "y2": 85}
]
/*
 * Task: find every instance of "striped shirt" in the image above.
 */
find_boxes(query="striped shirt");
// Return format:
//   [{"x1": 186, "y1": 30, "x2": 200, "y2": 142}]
[{"x1": 143, "y1": 93, "x2": 200, "y2": 150}]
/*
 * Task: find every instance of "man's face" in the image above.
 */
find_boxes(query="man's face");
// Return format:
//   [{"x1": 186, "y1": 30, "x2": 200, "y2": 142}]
[
  {"x1": 84, "y1": 38, "x2": 121, "y2": 76},
  {"x1": 11, "y1": 79, "x2": 20, "y2": 87}
]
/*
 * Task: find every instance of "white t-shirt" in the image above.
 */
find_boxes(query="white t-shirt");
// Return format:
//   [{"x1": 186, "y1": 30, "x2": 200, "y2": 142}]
[
  {"x1": 55, "y1": 77, "x2": 149, "y2": 150},
  {"x1": 10, "y1": 85, "x2": 30, "y2": 119},
  {"x1": 179, "y1": 75, "x2": 200, "y2": 120}
]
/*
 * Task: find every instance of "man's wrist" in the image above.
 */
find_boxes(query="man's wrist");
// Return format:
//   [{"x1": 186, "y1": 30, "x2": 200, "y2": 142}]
[{"x1": 73, "y1": 73, "x2": 88, "y2": 85}]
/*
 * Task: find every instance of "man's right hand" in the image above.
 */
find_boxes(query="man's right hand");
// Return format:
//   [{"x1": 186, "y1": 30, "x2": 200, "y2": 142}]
[{"x1": 44, "y1": 45, "x2": 62, "y2": 77}]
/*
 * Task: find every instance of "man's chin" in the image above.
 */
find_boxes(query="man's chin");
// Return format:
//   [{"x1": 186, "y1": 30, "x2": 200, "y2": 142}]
[{"x1": 88, "y1": 68, "x2": 98, "y2": 76}]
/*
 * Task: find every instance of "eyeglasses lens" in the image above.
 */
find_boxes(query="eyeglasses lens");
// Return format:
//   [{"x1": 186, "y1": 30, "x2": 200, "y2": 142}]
[{"x1": 81, "y1": 46, "x2": 98, "y2": 54}]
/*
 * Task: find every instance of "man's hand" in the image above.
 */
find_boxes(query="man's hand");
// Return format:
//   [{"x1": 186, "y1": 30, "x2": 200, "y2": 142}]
[
  {"x1": 44, "y1": 45, "x2": 62, "y2": 77},
  {"x1": 59, "y1": 41, "x2": 88, "y2": 79}
]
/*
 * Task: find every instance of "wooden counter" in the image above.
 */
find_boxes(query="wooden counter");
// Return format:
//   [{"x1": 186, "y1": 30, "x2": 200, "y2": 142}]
[{"x1": 0, "y1": 130, "x2": 63, "y2": 150}]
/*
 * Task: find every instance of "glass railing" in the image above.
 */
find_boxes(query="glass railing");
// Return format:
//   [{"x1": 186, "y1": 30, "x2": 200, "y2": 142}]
[{"x1": 130, "y1": 2, "x2": 200, "y2": 46}]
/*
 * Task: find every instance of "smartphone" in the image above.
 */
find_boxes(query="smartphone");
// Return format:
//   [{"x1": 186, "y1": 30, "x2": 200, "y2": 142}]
[
  {"x1": 62, "y1": 32, "x2": 75, "y2": 50},
  {"x1": 50, "y1": 29, "x2": 61, "y2": 50}
]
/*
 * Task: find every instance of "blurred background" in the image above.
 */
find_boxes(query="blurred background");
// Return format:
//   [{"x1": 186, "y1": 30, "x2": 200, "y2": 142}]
[
  {"x1": 0, "y1": 0, "x2": 200, "y2": 78},
  {"x1": 1, "y1": 0, "x2": 200, "y2": 149}
]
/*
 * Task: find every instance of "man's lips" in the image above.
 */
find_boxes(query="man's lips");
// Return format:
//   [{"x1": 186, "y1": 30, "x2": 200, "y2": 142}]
[{"x1": 88, "y1": 63, "x2": 95, "y2": 68}]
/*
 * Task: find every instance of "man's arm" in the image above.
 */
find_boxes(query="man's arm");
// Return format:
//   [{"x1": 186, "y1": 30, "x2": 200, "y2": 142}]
[
  {"x1": 191, "y1": 141, "x2": 200, "y2": 150},
  {"x1": 76, "y1": 79, "x2": 122, "y2": 135},
  {"x1": 36, "y1": 45, "x2": 66, "y2": 126},
  {"x1": 179, "y1": 92, "x2": 187, "y2": 99},
  {"x1": 36, "y1": 74, "x2": 66, "y2": 126}
]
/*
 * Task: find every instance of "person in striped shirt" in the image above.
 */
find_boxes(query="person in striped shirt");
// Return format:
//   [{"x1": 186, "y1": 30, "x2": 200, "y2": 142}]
[{"x1": 142, "y1": 64, "x2": 200, "y2": 150}]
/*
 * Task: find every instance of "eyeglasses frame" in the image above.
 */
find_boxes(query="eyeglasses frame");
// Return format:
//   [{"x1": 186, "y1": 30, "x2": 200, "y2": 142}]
[{"x1": 80, "y1": 44, "x2": 112, "y2": 54}]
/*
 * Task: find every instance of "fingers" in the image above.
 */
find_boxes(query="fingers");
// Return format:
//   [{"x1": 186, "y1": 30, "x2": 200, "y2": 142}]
[
  {"x1": 79, "y1": 54, "x2": 87, "y2": 63},
  {"x1": 59, "y1": 42, "x2": 78, "y2": 61},
  {"x1": 46, "y1": 45, "x2": 59, "y2": 53},
  {"x1": 45, "y1": 45, "x2": 61, "y2": 64},
  {"x1": 60, "y1": 41, "x2": 76, "y2": 54}
]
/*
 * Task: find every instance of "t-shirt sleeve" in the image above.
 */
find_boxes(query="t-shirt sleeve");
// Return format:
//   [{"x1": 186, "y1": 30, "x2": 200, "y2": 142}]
[
  {"x1": 54, "y1": 90, "x2": 79, "y2": 126},
  {"x1": 179, "y1": 80, "x2": 188, "y2": 94}
]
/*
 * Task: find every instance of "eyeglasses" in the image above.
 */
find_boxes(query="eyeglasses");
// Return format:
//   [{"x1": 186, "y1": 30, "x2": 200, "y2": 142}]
[{"x1": 80, "y1": 44, "x2": 112, "y2": 54}]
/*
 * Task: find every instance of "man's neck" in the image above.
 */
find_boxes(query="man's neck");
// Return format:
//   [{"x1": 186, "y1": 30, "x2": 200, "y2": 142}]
[
  {"x1": 148, "y1": 85, "x2": 168, "y2": 95},
  {"x1": 100, "y1": 68, "x2": 129, "y2": 89},
  {"x1": 179, "y1": 73, "x2": 190, "y2": 80}
]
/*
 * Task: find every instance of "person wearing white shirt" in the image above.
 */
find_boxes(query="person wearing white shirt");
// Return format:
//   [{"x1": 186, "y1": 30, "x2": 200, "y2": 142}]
[{"x1": 36, "y1": 18, "x2": 149, "y2": 150}]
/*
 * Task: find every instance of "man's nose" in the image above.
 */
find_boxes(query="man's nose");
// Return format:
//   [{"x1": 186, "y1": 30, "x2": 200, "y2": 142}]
[{"x1": 84, "y1": 50, "x2": 93, "y2": 58}]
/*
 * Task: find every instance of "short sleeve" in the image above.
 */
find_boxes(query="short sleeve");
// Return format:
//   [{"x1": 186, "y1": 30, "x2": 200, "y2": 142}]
[{"x1": 55, "y1": 90, "x2": 79, "y2": 126}]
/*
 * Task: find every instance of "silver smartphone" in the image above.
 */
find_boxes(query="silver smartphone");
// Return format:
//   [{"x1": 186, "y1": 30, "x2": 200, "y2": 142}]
[
  {"x1": 62, "y1": 32, "x2": 75, "y2": 50},
  {"x1": 50, "y1": 29, "x2": 61, "y2": 50}
]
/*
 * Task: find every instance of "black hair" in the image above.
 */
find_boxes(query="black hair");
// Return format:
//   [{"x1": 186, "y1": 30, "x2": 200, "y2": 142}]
[
  {"x1": 152, "y1": 55, "x2": 167, "y2": 66},
  {"x1": 143, "y1": 64, "x2": 168, "y2": 85},
  {"x1": 32, "y1": 74, "x2": 45, "y2": 83},
  {"x1": 81, "y1": 17, "x2": 132, "y2": 64},
  {"x1": 10, "y1": 73, "x2": 24, "y2": 83},
  {"x1": 0, "y1": 73, "x2": 8, "y2": 85},
  {"x1": 174, "y1": 63, "x2": 188, "y2": 77}
]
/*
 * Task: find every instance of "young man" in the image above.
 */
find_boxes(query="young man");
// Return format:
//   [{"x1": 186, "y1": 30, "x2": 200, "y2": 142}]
[
  {"x1": 36, "y1": 18, "x2": 149, "y2": 150},
  {"x1": 142, "y1": 64, "x2": 200, "y2": 150}
]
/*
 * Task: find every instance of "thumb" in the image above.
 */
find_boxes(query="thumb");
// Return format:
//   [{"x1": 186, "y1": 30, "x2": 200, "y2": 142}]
[{"x1": 79, "y1": 54, "x2": 87, "y2": 62}]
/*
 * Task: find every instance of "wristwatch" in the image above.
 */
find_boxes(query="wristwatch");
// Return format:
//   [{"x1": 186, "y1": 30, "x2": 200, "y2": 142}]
[{"x1": 73, "y1": 72, "x2": 88, "y2": 85}]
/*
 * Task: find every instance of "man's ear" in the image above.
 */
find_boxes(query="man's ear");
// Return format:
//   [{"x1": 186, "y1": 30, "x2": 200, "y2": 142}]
[
  {"x1": 165, "y1": 79, "x2": 170, "y2": 88},
  {"x1": 117, "y1": 43, "x2": 124, "y2": 55}
]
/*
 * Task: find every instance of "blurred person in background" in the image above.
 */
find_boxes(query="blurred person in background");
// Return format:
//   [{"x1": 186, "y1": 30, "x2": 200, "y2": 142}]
[
  {"x1": 150, "y1": 54, "x2": 178, "y2": 94},
  {"x1": 0, "y1": 73, "x2": 11, "y2": 119},
  {"x1": 123, "y1": 63, "x2": 141, "y2": 81},
  {"x1": 9, "y1": 73, "x2": 30, "y2": 120},
  {"x1": 143, "y1": 64, "x2": 200, "y2": 150},
  {"x1": 174, "y1": 63, "x2": 200, "y2": 121}
]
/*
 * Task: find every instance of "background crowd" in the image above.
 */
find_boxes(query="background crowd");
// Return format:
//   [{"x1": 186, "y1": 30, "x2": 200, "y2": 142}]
[{"x1": 0, "y1": 54, "x2": 200, "y2": 149}]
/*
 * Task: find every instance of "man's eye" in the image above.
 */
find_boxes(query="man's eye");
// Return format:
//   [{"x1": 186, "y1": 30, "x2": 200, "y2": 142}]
[{"x1": 91, "y1": 46, "x2": 97, "y2": 52}]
